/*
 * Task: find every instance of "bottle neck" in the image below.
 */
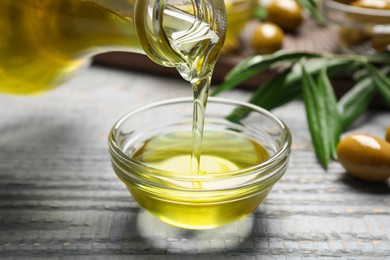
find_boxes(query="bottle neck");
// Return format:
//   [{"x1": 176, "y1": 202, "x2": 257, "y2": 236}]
[
  {"x1": 134, "y1": 0, "x2": 176, "y2": 66},
  {"x1": 134, "y1": 0, "x2": 227, "y2": 70}
]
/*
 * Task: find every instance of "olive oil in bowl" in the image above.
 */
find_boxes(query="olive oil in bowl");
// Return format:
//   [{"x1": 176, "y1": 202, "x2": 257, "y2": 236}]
[
  {"x1": 128, "y1": 130, "x2": 270, "y2": 229},
  {"x1": 109, "y1": 97, "x2": 291, "y2": 229}
]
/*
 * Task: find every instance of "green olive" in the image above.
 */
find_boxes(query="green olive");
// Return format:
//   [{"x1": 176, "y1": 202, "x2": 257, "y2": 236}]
[
  {"x1": 337, "y1": 134, "x2": 390, "y2": 181},
  {"x1": 267, "y1": 0, "x2": 303, "y2": 31},
  {"x1": 351, "y1": 0, "x2": 390, "y2": 10},
  {"x1": 351, "y1": 0, "x2": 390, "y2": 51},
  {"x1": 371, "y1": 34, "x2": 390, "y2": 52},
  {"x1": 339, "y1": 28, "x2": 369, "y2": 47},
  {"x1": 252, "y1": 22, "x2": 284, "y2": 55}
]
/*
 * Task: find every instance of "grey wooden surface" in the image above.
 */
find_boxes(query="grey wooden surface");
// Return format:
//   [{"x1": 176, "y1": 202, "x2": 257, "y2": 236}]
[{"x1": 0, "y1": 66, "x2": 389, "y2": 259}]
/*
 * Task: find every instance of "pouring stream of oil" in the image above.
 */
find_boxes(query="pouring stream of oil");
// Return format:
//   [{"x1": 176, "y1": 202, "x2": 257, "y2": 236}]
[{"x1": 163, "y1": 4, "x2": 222, "y2": 175}]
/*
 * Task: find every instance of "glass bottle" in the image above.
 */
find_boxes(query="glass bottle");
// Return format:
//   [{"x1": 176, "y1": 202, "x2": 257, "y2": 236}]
[{"x1": 0, "y1": 0, "x2": 226, "y2": 95}]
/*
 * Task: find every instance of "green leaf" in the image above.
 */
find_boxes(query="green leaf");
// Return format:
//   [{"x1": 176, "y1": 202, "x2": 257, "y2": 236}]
[
  {"x1": 365, "y1": 51, "x2": 390, "y2": 64},
  {"x1": 297, "y1": 0, "x2": 325, "y2": 25},
  {"x1": 223, "y1": 58, "x2": 360, "y2": 124},
  {"x1": 225, "y1": 67, "x2": 293, "y2": 123},
  {"x1": 364, "y1": 63, "x2": 390, "y2": 106},
  {"x1": 301, "y1": 62, "x2": 330, "y2": 169},
  {"x1": 338, "y1": 77, "x2": 376, "y2": 129},
  {"x1": 248, "y1": 67, "x2": 294, "y2": 109},
  {"x1": 226, "y1": 51, "x2": 321, "y2": 81},
  {"x1": 253, "y1": 5, "x2": 267, "y2": 20},
  {"x1": 317, "y1": 66, "x2": 342, "y2": 160},
  {"x1": 324, "y1": 59, "x2": 361, "y2": 76},
  {"x1": 353, "y1": 68, "x2": 369, "y2": 81},
  {"x1": 249, "y1": 58, "x2": 358, "y2": 109},
  {"x1": 338, "y1": 66, "x2": 390, "y2": 129},
  {"x1": 211, "y1": 51, "x2": 321, "y2": 96}
]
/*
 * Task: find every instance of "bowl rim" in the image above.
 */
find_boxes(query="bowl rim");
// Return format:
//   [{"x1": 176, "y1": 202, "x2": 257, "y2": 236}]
[
  {"x1": 323, "y1": 0, "x2": 390, "y2": 17},
  {"x1": 108, "y1": 96, "x2": 291, "y2": 181}
]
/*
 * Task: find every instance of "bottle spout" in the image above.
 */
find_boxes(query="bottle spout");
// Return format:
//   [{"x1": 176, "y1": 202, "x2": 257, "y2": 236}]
[{"x1": 134, "y1": 0, "x2": 226, "y2": 71}]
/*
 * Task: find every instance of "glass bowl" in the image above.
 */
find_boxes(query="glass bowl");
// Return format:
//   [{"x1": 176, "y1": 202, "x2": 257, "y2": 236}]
[
  {"x1": 108, "y1": 97, "x2": 291, "y2": 230},
  {"x1": 322, "y1": 0, "x2": 390, "y2": 54}
]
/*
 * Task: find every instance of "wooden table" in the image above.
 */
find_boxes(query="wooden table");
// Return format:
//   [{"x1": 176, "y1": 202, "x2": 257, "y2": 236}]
[{"x1": 0, "y1": 65, "x2": 389, "y2": 259}]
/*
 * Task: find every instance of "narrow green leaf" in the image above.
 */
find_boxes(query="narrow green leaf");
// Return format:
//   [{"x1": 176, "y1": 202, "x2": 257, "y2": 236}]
[
  {"x1": 318, "y1": 66, "x2": 342, "y2": 160},
  {"x1": 325, "y1": 59, "x2": 361, "y2": 76},
  {"x1": 253, "y1": 58, "x2": 358, "y2": 107},
  {"x1": 338, "y1": 77, "x2": 375, "y2": 129},
  {"x1": 253, "y1": 5, "x2": 267, "y2": 20},
  {"x1": 248, "y1": 67, "x2": 293, "y2": 109},
  {"x1": 247, "y1": 58, "x2": 359, "y2": 108},
  {"x1": 225, "y1": 67, "x2": 293, "y2": 123},
  {"x1": 353, "y1": 68, "x2": 369, "y2": 81},
  {"x1": 211, "y1": 51, "x2": 321, "y2": 96},
  {"x1": 224, "y1": 59, "x2": 360, "y2": 124},
  {"x1": 226, "y1": 51, "x2": 320, "y2": 81},
  {"x1": 338, "y1": 66, "x2": 390, "y2": 129},
  {"x1": 364, "y1": 63, "x2": 390, "y2": 106},
  {"x1": 301, "y1": 62, "x2": 330, "y2": 169},
  {"x1": 365, "y1": 51, "x2": 390, "y2": 64},
  {"x1": 297, "y1": 0, "x2": 325, "y2": 25}
]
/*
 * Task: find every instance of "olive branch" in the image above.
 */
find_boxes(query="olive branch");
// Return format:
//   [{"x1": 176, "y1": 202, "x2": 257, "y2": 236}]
[{"x1": 211, "y1": 51, "x2": 390, "y2": 169}]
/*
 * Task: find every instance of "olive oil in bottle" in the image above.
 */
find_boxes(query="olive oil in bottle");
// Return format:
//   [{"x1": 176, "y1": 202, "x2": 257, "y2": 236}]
[
  {"x1": 0, "y1": 0, "x2": 224, "y2": 95},
  {"x1": 0, "y1": 0, "x2": 133, "y2": 94}
]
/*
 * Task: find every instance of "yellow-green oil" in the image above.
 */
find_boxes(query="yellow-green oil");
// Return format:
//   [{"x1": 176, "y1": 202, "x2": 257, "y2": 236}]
[
  {"x1": 0, "y1": 0, "x2": 137, "y2": 94},
  {"x1": 2, "y1": 0, "x2": 269, "y2": 229},
  {"x1": 125, "y1": 130, "x2": 271, "y2": 229},
  {"x1": 0, "y1": 0, "x2": 223, "y2": 95}
]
